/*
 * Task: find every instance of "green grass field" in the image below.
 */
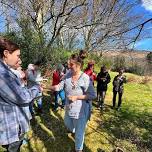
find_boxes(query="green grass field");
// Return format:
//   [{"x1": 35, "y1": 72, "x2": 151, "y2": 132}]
[{"x1": 0, "y1": 72, "x2": 152, "y2": 152}]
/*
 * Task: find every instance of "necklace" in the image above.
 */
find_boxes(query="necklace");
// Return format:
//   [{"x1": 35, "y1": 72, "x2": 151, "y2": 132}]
[{"x1": 71, "y1": 71, "x2": 82, "y2": 90}]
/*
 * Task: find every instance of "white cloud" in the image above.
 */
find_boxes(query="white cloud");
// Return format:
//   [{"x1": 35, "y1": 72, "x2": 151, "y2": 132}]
[{"x1": 142, "y1": 0, "x2": 152, "y2": 12}]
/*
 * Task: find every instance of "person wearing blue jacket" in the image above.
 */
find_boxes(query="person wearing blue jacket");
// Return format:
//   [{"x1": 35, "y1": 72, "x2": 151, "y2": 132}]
[{"x1": 0, "y1": 38, "x2": 41, "y2": 152}]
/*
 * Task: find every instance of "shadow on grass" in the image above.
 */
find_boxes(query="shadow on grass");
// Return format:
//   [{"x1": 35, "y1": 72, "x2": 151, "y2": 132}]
[
  {"x1": 93, "y1": 102, "x2": 152, "y2": 152},
  {"x1": 29, "y1": 94, "x2": 92, "y2": 152}
]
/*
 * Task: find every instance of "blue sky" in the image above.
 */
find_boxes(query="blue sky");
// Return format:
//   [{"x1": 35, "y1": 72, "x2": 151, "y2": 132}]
[{"x1": 132, "y1": 0, "x2": 152, "y2": 51}]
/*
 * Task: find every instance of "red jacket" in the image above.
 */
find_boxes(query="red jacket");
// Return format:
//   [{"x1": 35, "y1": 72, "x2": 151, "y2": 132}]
[
  {"x1": 52, "y1": 71, "x2": 60, "y2": 86},
  {"x1": 84, "y1": 68, "x2": 96, "y2": 81},
  {"x1": 52, "y1": 70, "x2": 64, "y2": 86}
]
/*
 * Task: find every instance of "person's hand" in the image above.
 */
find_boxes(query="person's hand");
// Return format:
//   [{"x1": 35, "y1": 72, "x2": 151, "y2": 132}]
[
  {"x1": 39, "y1": 85, "x2": 43, "y2": 92},
  {"x1": 68, "y1": 95, "x2": 78, "y2": 102}
]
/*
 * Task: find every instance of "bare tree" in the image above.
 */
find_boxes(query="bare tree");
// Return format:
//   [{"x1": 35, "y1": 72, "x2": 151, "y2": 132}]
[
  {"x1": 69, "y1": 0, "x2": 146, "y2": 51},
  {"x1": 0, "y1": 0, "x2": 87, "y2": 50}
]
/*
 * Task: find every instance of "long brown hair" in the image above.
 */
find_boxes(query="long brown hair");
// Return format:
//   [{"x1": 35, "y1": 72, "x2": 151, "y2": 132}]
[{"x1": 0, "y1": 38, "x2": 19, "y2": 58}]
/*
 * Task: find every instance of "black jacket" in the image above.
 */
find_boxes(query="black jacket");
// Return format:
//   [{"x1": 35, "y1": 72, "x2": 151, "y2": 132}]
[
  {"x1": 97, "y1": 71, "x2": 111, "y2": 91},
  {"x1": 113, "y1": 75, "x2": 126, "y2": 93}
]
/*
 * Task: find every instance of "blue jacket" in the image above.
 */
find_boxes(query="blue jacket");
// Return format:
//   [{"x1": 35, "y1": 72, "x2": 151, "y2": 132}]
[{"x1": 0, "y1": 60, "x2": 39, "y2": 145}]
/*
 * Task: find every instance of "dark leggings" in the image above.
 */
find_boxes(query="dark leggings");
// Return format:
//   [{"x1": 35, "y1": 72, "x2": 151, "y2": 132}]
[{"x1": 112, "y1": 91, "x2": 123, "y2": 107}]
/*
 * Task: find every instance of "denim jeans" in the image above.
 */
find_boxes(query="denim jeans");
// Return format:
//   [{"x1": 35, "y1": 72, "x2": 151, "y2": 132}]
[
  {"x1": 2, "y1": 134, "x2": 24, "y2": 152},
  {"x1": 54, "y1": 90, "x2": 65, "y2": 109},
  {"x1": 64, "y1": 106, "x2": 89, "y2": 151},
  {"x1": 29, "y1": 91, "x2": 42, "y2": 114}
]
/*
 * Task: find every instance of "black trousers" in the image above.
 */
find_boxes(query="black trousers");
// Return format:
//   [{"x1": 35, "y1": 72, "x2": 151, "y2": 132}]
[
  {"x1": 97, "y1": 90, "x2": 106, "y2": 107},
  {"x1": 112, "y1": 91, "x2": 123, "y2": 107},
  {"x1": 2, "y1": 140, "x2": 23, "y2": 152}
]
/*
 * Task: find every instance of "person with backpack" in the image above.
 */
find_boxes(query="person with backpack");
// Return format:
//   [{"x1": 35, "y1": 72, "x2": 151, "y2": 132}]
[
  {"x1": 96, "y1": 66, "x2": 111, "y2": 110},
  {"x1": 112, "y1": 68, "x2": 127, "y2": 111}
]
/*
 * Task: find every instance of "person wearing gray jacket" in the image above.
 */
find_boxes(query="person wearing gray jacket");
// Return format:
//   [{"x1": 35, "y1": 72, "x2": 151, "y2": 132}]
[{"x1": 26, "y1": 60, "x2": 45, "y2": 114}]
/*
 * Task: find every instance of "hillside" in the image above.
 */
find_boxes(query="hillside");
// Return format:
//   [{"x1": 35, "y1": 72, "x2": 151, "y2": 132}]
[{"x1": 95, "y1": 50, "x2": 151, "y2": 63}]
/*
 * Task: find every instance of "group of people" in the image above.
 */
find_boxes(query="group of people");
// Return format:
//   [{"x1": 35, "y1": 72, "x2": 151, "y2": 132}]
[
  {"x1": 0, "y1": 38, "x2": 126, "y2": 152},
  {"x1": 76, "y1": 57, "x2": 126, "y2": 111},
  {"x1": 90, "y1": 64, "x2": 126, "y2": 111}
]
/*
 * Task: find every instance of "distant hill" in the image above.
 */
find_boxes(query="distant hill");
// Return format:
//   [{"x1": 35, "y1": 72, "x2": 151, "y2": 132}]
[{"x1": 94, "y1": 50, "x2": 151, "y2": 64}]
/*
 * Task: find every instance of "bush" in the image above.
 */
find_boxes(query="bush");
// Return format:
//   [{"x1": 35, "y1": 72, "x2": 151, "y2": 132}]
[
  {"x1": 146, "y1": 52, "x2": 152, "y2": 63},
  {"x1": 140, "y1": 76, "x2": 152, "y2": 84},
  {"x1": 126, "y1": 64, "x2": 145, "y2": 76},
  {"x1": 112, "y1": 56, "x2": 126, "y2": 72}
]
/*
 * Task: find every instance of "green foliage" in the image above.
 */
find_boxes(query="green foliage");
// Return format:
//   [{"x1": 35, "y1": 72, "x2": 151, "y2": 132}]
[
  {"x1": 126, "y1": 63, "x2": 145, "y2": 76},
  {"x1": 87, "y1": 52, "x2": 112, "y2": 71},
  {"x1": 146, "y1": 52, "x2": 152, "y2": 63},
  {"x1": 112, "y1": 56, "x2": 126, "y2": 71},
  {"x1": 0, "y1": 29, "x2": 72, "y2": 70}
]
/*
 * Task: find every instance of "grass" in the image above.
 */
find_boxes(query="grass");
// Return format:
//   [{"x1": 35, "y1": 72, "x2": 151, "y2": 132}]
[{"x1": 0, "y1": 72, "x2": 152, "y2": 152}]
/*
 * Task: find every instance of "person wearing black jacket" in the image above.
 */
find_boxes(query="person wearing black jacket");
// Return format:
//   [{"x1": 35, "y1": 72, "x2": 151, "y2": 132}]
[
  {"x1": 112, "y1": 68, "x2": 127, "y2": 110},
  {"x1": 97, "y1": 66, "x2": 111, "y2": 110}
]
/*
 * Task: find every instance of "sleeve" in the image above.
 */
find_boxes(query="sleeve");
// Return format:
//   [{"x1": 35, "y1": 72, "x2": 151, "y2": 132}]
[
  {"x1": 106, "y1": 73, "x2": 111, "y2": 84},
  {"x1": 27, "y1": 70, "x2": 43, "y2": 83},
  {"x1": 113, "y1": 76, "x2": 117, "y2": 86},
  {"x1": 27, "y1": 70, "x2": 37, "y2": 82},
  {"x1": 96, "y1": 73, "x2": 100, "y2": 82},
  {"x1": 0, "y1": 74, "x2": 40, "y2": 106},
  {"x1": 84, "y1": 75, "x2": 97, "y2": 100}
]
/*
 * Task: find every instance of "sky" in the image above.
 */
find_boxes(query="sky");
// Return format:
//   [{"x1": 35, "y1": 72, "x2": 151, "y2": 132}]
[{"x1": 133, "y1": 0, "x2": 152, "y2": 51}]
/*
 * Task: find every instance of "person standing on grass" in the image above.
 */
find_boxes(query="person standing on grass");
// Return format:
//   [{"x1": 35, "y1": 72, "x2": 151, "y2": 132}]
[
  {"x1": 0, "y1": 38, "x2": 41, "y2": 152},
  {"x1": 84, "y1": 60, "x2": 97, "y2": 85},
  {"x1": 49, "y1": 54, "x2": 96, "y2": 152},
  {"x1": 96, "y1": 66, "x2": 111, "y2": 110},
  {"x1": 52, "y1": 63, "x2": 65, "y2": 111},
  {"x1": 26, "y1": 59, "x2": 46, "y2": 114},
  {"x1": 112, "y1": 68, "x2": 127, "y2": 111}
]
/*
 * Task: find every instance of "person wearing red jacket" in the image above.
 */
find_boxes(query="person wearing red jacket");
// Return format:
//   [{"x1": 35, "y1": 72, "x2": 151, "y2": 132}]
[
  {"x1": 52, "y1": 64, "x2": 65, "y2": 110},
  {"x1": 84, "y1": 60, "x2": 96, "y2": 85}
]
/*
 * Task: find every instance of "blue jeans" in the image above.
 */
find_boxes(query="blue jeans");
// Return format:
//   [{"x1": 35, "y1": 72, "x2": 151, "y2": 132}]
[
  {"x1": 54, "y1": 90, "x2": 65, "y2": 109},
  {"x1": 29, "y1": 92, "x2": 42, "y2": 114},
  {"x1": 64, "y1": 106, "x2": 89, "y2": 151}
]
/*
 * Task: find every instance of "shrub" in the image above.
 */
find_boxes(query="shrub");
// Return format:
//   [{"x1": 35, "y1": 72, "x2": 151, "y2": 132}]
[
  {"x1": 112, "y1": 56, "x2": 126, "y2": 72},
  {"x1": 140, "y1": 76, "x2": 152, "y2": 84}
]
